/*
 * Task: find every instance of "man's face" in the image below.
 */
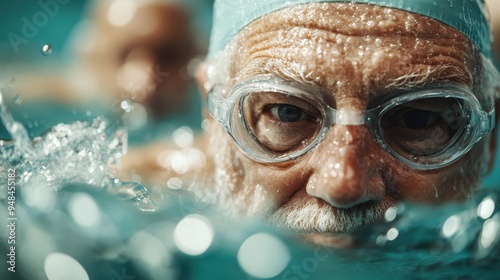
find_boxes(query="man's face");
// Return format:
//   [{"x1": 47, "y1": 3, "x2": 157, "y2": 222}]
[
  {"x1": 83, "y1": 2, "x2": 195, "y2": 119},
  {"x1": 204, "y1": 3, "x2": 494, "y2": 233}
]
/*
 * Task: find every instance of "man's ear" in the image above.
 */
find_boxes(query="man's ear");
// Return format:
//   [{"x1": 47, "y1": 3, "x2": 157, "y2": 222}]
[{"x1": 488, "y1": 99, "x2": 500, "y2": 172}]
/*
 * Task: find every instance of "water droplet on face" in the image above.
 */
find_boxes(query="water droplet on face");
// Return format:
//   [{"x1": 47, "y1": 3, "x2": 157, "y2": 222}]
[
  {"x1": 301, "y1": 139, "x2": 308, "y2": 147},
  {"x1": 41, "y1": 44, "x2": 52, "y2": 56}
]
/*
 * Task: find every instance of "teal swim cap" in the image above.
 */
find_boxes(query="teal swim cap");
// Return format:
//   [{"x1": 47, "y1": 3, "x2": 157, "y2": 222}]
[{"x1": 208, "y1": 0, "x2": 491, "y2": 58}]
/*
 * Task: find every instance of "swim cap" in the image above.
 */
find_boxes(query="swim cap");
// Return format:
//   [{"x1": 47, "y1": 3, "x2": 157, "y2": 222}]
[{"x1": 208, "y1": 0, "x2": 491, "y2": 58}]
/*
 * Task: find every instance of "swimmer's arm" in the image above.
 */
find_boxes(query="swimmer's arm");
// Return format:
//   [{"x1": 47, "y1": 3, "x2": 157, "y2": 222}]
[{"x1": 115, "y1": 135, "x2": 211, "y2": 187}]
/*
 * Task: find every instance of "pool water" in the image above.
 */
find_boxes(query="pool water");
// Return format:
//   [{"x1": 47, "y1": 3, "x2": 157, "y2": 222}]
[{"x1": 0, "y1": 89, "x2": 499, "y2": 280}]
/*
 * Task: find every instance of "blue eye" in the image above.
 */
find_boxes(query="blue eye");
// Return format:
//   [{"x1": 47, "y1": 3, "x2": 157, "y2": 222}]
[
  {"x1": 402, "y1": 109, "x2": 439, "y2": 129},
  {"x1": 248, "y1": 94, "x2": 322, "y2": 153},
  {"x1": 273, "y1": 104, "x2": 304, "y2": 122}
]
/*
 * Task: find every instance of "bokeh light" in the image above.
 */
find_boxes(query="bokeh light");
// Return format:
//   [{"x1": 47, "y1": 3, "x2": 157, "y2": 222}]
[
  {"x1": 384, "y1": 206, "x2": 398, "y2": 222},
  {"x1": 128, "y1": 231, "x2": 170, "y2": 267},
  {"x1": 477, "y1": 196, "x2": 495, "y2": 220},
  {"x1": 173, "y1": 214, "x2": 214, "y2": 256},
  {"x1": 442, "y1": 215, "x2": 461, "y2": 238},
  {"x1": 480, "y1": 214, "x2": 500, "y2": 249},
  {"x1": 173, "y1": 126, "x2": 194, "y2": 149},
  {"x1": 386, "y1": 228, "x2": 399, "y2": 241},
  {"x1": 44, "y1": 253, "x2": 89, "y2": 280},
  {"x1": 107, "y1": 0, "x2": 137, "y2": 27},
  {"x1": 69, "y1": 192, "x2": 102, "y2": 227},
  {"x1": 237, "y1": 232, "x2": 291, "y2": 279}
]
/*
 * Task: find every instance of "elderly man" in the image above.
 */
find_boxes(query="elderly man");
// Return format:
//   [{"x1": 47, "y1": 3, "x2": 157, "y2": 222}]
[{"x1": 185, "y1": 0, "x2": 500, "y2": 234}]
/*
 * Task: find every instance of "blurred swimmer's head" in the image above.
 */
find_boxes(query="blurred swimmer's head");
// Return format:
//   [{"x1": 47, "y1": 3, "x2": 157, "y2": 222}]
[
  {"x1": 196, "y1": 1, "x2": 500, "y2": 233},
  {"x1": 78, "y1": 0, "x2": 198, "y2": 119}
]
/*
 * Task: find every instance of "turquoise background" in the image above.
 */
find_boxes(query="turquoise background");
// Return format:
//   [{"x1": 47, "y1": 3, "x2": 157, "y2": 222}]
[{"x1": 0, "y1": 0, "x2": 87, "y2": 65}]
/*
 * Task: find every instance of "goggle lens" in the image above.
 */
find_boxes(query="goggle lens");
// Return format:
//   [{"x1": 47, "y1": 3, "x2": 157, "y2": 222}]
[
  {"x1": 241, "y1": 92, "x2": 322, "y2": 154},
  {"x1": 380, "y1": 97, "x2": 467, "y2": 164}
]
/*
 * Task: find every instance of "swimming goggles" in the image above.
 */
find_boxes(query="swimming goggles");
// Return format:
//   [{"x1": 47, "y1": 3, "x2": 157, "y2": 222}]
[{"x1": 206, "y1": 76, "x2": 495, "y2": 170}]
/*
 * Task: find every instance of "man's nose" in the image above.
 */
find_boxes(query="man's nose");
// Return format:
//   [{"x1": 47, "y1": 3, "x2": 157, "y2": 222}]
[{"x1": 306, "y1": 125, "x2": 386, "y2": 208}]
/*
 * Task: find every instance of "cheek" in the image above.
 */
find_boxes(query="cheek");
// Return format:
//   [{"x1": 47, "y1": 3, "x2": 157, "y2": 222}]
[
  {"x1": 391, "y1": 141, "x2": 488, "y2": 203},
  {"x1": 246, "y1": 164, "x2": 312, "y2": 208},
  {"x1": 210, "y1": 120, "x2": 313, "y2": 213},
  {"x1": 207, "y1": 123, "x2": 271, "y2": 213},
  {"x1": 392, "y1": 170, "x2": 468, "y2": 203}
]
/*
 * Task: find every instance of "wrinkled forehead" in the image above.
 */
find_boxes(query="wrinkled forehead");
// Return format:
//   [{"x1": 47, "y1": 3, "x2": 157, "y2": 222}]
[
  {"x1": 228, "y1": 4, "x2": 475, "y2": 89},
  {"x1": 209, "y1": 0, "x2": 491, "y2": 59}
]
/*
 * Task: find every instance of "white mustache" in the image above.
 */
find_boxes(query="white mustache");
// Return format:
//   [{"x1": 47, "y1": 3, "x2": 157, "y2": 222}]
[{"x1": 267, "y1": 197, "x2": 396, "y2": 233}]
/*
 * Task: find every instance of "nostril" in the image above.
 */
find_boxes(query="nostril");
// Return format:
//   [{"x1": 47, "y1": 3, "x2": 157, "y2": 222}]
[
  {"x1": 306, "y1": 170, "x2": 386, "y2": 209},
  {"x1": 322, "y1": 188, "x2": 372, "y2": 208}
]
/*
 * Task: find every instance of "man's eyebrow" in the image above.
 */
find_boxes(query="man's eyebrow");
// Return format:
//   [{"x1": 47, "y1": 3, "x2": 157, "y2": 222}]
[
  {"x1": 381, "y1": 64, "x2": 472, "y2": 92},
  {"x1": 261, "y1": 60, "x2": 320, "y2": 87},
  {"x1": 239, "y1": 56, "x2": 473, "y2": 101},
  {"x1": 256, "y1": 59, "x2": 339, "y2": 103}
]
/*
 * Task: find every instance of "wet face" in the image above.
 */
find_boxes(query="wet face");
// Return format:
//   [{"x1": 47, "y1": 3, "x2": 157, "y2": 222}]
[
  {"x1": 203, "y1": 3, "x2": 494, "y2": 233},
  {"x1": 83, "y1": 2, "x2": 195, "y2": 119}
]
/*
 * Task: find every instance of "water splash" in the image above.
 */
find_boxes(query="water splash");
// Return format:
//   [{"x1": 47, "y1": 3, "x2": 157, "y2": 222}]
[
  {"x1": 0, "y1": 89, "x2": 34, "y2": 159},
  {"x1": 108, "y1": 180, "x2": 158, "y2": 211},
  {"x1": 0, "y1": 89, "x2": 157, "y2": 212}
]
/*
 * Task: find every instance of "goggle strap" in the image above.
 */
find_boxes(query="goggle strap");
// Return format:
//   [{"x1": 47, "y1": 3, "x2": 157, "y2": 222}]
[
  {"x1": 206, "y1": 91, "x2": 230, "y2": 127},
  {"x1": 480, "y1": 109, "x2": 496, "y2": 138}
]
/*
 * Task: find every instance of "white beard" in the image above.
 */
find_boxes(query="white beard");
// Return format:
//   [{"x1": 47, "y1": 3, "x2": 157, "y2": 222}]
[{"x1": 267, "y1": 195, "x2": 396, "y2": 233}]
